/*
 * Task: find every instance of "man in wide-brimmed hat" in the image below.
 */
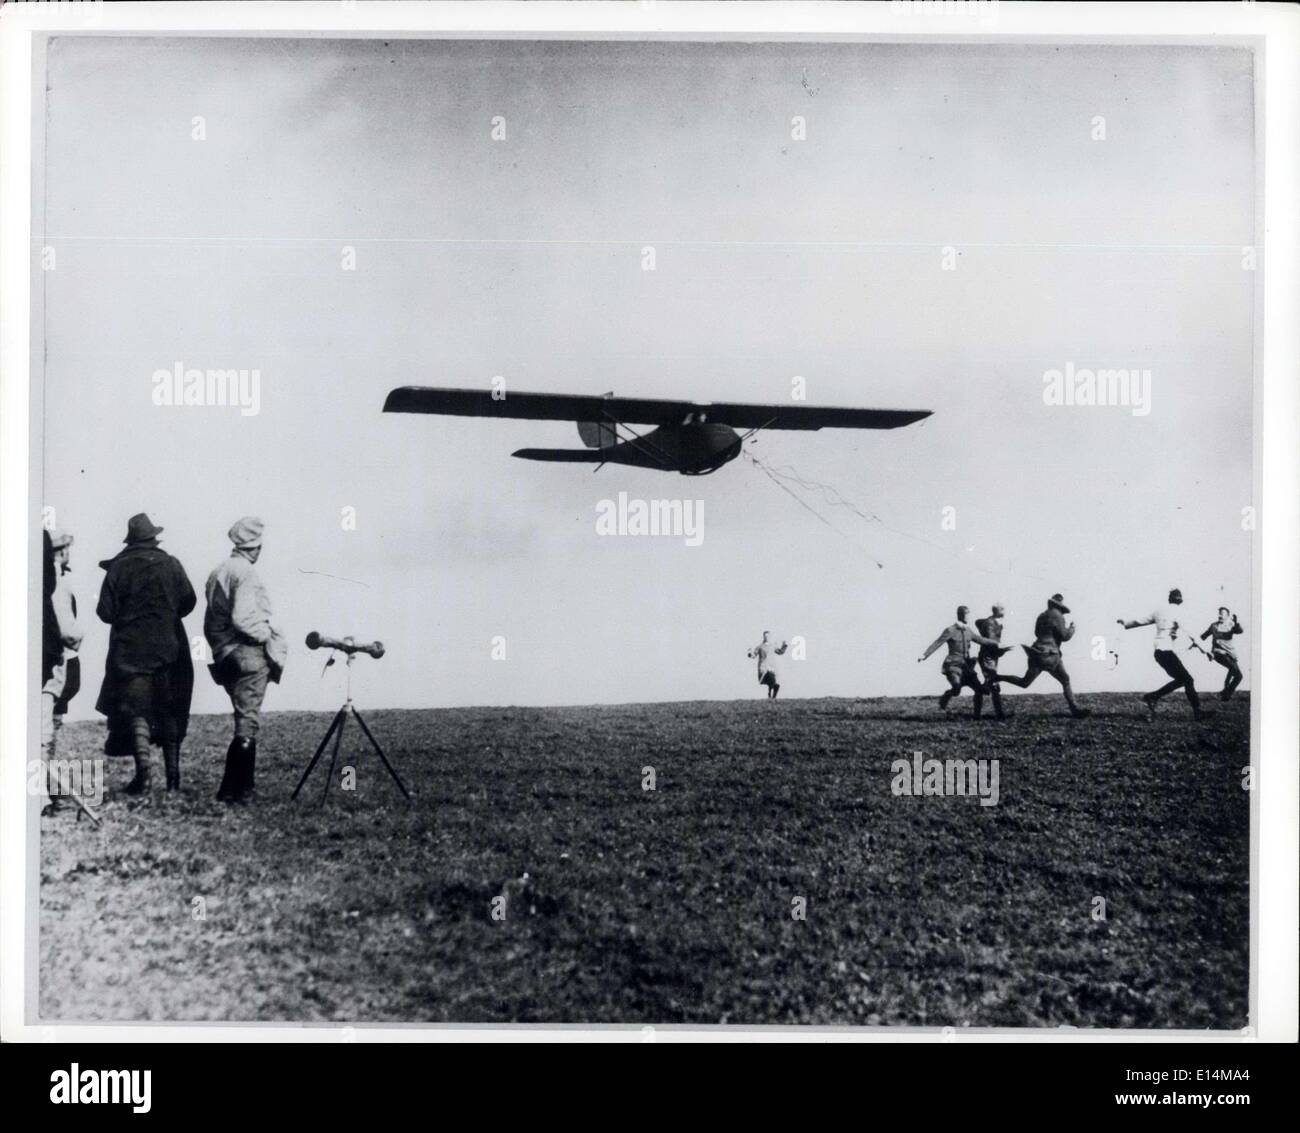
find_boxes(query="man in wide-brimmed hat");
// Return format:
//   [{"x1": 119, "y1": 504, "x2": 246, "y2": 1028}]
[
  {"x1": 997, "y1": 593, "x2": 1092, "y2": 719},
  {"x1": 204, "y1": 516, "x2": 287, "y2": 803},
  {"x1": 95, "y1": 513, "x2": 197, "y2": 795}
]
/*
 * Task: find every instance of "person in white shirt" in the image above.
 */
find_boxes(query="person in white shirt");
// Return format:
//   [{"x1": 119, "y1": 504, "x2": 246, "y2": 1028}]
[
  {"x1": 1118, "y1": 587, "x2": 1203, "y2": 720},
  {"x1": 748, "y1": 631, "x2": 789, "y2": 699}
]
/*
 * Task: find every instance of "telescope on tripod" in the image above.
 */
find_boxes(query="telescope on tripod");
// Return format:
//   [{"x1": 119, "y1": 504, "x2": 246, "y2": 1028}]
[
  {"x1": 292, "y1": 630, "x2": 411, "y2": 805},
  {"x1": 305, "y1": 631, "x2": 385, "y2": 658}
]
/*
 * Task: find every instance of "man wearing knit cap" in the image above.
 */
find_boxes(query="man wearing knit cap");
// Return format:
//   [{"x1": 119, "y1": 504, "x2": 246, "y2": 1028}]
[
  {"x1": 998, "y1": 593, "x2": 1092, "y2": 719},
  {"x1": 204, "y1": 516, "x2": 288, "y2": 802},
  {"x1": 95, "y1": 513, "x2": 196, "y2": 795}
]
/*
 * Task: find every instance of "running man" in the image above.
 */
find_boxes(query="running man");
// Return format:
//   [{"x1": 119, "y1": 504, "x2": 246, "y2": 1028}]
[
  {"x1": 998, "y1": 593, "x2": 1092, "y2": 718},
  {"x1": 1200, "y1": 607, "x2": 1244, "y2": 700},
  {"x1": 748, "y1": 632, "x2": 789, "y2": 699},
  {"x1": 1117, "y1": 587, "x2": 1203, "y2": 720},
  {"x1": 918, "y1": 606, "x2": 1002, "y2": 716},
  {"x1": 973, "y1": 604, "x2": 1014, "y2": 721}
]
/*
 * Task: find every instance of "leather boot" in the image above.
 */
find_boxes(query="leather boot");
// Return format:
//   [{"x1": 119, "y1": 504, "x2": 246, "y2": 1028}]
[
  {"x1": 235, "y1": 739, "x2": 257, "y2": 803},
  {"x1": 164, "y1": 742, "x2": 181, "y2": 791},
  {"x1": 216, "y1": 738, "x2": 243, "y2": 802},
  {"x1": 124, "y1": 718, "x2": 152, "y2": 795}
]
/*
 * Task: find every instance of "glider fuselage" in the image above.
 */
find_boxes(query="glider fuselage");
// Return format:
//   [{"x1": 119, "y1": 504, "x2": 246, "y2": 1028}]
[{"x1": 603, "y1": 422, "x2": 743, "y2": 475}]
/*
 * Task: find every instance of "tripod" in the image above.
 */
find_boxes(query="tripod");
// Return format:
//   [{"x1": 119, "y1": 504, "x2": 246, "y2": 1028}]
[{"x1": 291, "y1": 650, "x2": 412, "y2": 804}]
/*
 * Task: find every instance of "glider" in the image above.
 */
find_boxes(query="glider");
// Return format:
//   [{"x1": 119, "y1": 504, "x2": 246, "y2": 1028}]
[{"x1": 383, "y1": 386, "x2": 932, "y2": 476}]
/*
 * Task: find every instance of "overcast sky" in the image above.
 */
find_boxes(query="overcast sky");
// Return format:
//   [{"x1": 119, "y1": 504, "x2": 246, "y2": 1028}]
[{"x1": 38, "y1": 37, "x2": 1254, "y2": 716}]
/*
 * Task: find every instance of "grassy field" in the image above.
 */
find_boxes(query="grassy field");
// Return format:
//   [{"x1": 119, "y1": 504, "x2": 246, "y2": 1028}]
[{"x1": 39, "y1": 693, "x2": 1250, "y2": 1028}]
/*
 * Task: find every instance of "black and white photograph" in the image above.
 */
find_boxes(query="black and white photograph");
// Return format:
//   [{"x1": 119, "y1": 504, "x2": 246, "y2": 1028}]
[{"x1": 1, "y1": 1, "x2": 1296, "y2": 1062}]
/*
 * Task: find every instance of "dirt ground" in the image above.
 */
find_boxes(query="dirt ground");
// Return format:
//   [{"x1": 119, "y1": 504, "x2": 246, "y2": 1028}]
[{"x1": 38, "y1": 693, "x2": 1250, "y2": 1027}]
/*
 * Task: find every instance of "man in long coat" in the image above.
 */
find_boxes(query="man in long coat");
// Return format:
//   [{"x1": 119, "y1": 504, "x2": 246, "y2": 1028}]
[
  {"x1": 747, "y1": 631, "x2": 790, "y2": 700},
  {"x1": 95, "y1": 513, "x2": 196, "y2": 795}
]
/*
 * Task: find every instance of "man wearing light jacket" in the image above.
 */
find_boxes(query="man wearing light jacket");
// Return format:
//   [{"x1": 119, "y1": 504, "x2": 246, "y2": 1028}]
[
  {"x1": 918, "y1": 606, "x2": 1003, "y2": 716},
  {"x1": 204, "y1": 516, "x2": 288, "y2": 803}
]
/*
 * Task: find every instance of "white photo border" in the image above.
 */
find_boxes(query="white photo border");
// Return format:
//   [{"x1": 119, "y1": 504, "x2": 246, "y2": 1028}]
[{"x1": 1, "y1": 1, "x2": 1295, "y2": 1044}]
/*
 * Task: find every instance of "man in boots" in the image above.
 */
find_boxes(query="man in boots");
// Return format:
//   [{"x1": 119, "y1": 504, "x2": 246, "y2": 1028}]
[
  {"x1": 999, "y1": 593, "x2": 1092, "y2": 719},
  {"x1": 918, "y1": 606, "x2": 1003, "y2": 716},
  {"x1": 973, "y1": 603, "x2": 1014, "y2": 721},
  {"x1": 95, "y1": 514, "x2": 196, "y2": 796},
  {"x1": 204, "y1": 517, "x2": 287, "y2": 803}
]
